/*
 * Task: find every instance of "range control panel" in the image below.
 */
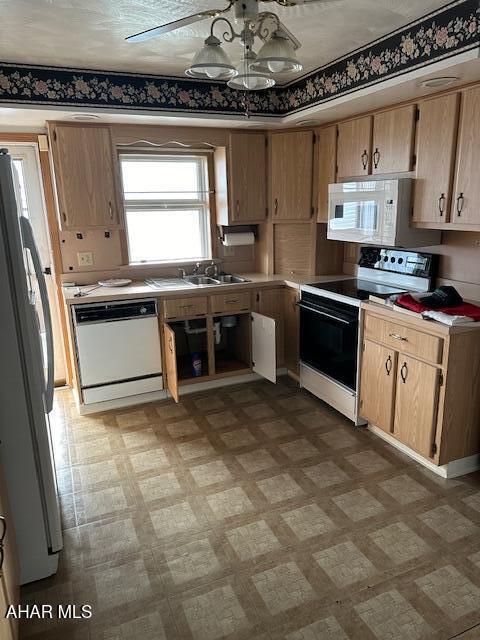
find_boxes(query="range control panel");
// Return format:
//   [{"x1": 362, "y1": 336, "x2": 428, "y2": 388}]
[{"x1": 358, "y1": 247, "x2": 437, "y2": 279}]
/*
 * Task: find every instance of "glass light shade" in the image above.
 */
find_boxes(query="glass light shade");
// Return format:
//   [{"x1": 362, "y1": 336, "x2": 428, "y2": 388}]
[
  {"x1": 185, "y1": 35, "x2": 238, "y2": 80},
  {"x1": 251, "y1": 30, "x2": 303, "y2": 74},
  {"x1": 227, "y1": 53, "x2": 275, "y2": 91}
]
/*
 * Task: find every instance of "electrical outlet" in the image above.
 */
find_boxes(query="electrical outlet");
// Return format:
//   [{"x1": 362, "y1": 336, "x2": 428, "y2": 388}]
[
  {"x1": 77, "y1": 251, "x2": 94, "y2": 267},
  {"x1": 223, "y1": 245, "x2": 235, "y2": 257}
]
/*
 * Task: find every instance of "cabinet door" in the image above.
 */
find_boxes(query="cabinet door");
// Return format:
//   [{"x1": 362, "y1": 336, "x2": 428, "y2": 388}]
[
  {"x1": 0, "y1": 466, "x2": 19, "y2": 640},
  {"x1": 284, "y1": 288, "x2": 300, "y2": 374},
  {"x1": 359, "y1": 340, "x2": 397, "y2": 433},
  {"x1": 229, "y1": 132, "x2": 267, "y2": 223},
  {"x1": 51, "y1": 125, "x2": 119, "y2": 230},
  {"x1": 252, "y1": 312, "x2": 276, "y2": 383},
  {"x1": 451, "y1": 87, "x2": 480, "y2": 227},
  {"x1": 316, "y1": 126, "x2": 337, "y2": 222},
  {"x1": 393, "y1": 355, "x2": 440, "y2": 458},
  {"x1": 255, "y1": 289, "x2": 285, "y2": 366},
  {"x1": 337, "y1": 116, "x2": 372, "y2": 178},
  {"x1": 372, "y1": 106, "x2": 415, "y2": 174},
  {"x1": 413, "y1": 94, "x2": 459, "y2": 225},
  {"x1": 163, "y1": 323, "x2": 179, "y2": 403},
  {"x1": 270, "y1": 131, "x2": 313, "y2": 220}
]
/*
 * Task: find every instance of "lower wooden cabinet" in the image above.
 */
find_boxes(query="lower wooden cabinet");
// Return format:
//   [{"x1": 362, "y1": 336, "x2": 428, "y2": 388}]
[
  {"x1": 359, "y1": 340, "x2": 397, "y2": 434},
  {"x1": 284, "y1": 288, "x2": 300, "y2": 374},
  {"x1": 359, "y1": 306, "x2": 480, "y2": 466},
  {"x1": 162, "y1": 295, "x2": 278, "y2": 402},
  {"x1": 254, "y1": 288, "x2": 285, "y2": 367}
]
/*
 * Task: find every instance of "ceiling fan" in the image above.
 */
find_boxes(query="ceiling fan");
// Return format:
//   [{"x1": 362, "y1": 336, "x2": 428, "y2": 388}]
[{"x1": 126, "y1": 0, "x2": 339, "y2": 91}]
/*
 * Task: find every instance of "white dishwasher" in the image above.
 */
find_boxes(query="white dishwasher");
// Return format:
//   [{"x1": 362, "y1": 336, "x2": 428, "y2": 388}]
[{"x1": 73, "y1": 298, "x2": 163, "y2": 404}]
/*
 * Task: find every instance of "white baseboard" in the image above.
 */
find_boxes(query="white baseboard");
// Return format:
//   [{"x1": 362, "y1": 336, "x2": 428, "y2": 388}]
[
  {"x1": 367, "y1": 424, "x2": 480, "y2": 478},
  {"x1": 78, "y1": 389, "x2": 167, "y2": 415}
]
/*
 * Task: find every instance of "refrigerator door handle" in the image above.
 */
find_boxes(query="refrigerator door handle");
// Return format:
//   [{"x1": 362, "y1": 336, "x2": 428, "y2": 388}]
[{"x1": 19, "y1": 216, "x2": 54, "y2": 413}]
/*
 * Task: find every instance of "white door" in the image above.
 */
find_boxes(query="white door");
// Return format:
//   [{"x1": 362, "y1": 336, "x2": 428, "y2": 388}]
[
  {"x1": 251, "y1": 312, "x2": 276, "y2": 384},
  {"x1": 2, "y1": 143, "x2": 67, "y2": 385}
]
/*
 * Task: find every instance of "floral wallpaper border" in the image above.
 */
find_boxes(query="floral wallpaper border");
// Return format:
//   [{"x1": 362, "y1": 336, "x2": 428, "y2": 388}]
[{"x1": 0, "y1": 0, "x2": 478, "y2": 118}]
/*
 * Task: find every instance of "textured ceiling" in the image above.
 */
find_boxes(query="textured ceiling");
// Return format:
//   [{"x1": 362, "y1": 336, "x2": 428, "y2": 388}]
[{"x1": 0, "y1": 0, "x2": 451, "y2": 82}]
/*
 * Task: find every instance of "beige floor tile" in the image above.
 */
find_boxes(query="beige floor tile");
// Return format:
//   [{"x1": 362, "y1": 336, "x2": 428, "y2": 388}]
[
  {"x1": 193, "y1": 396, "x2": 226, "y2": 412},
  {"x1": 219, "y1": 428, "x2": 257, "y2": 449},
  {"x1": 379, "y1": 474, "x2": 432, "y2": 505},
  {"x1": 72, "y1": 459, "x2": 121, "y2": 490},
  {"x1": 333, "y1": 488, "x2": 385, "y2": 521},
  {"x1": 418, "y1": 505, "x2": 478, "y2": 542},
  {"x1": 206, "y1": 486, "x2": 254, "y2": 519},
  {"x1": 75, "y1": 485, "x2": 128, "y2": 524},
  {"x1": 369, "y1": 521, "x2": 431, "y2": 564},
  {"x1": 138, "y1": 471, "x2": 183, "y2": 502},
  {"x1": 281, "y1": 503, "x2": 336, "y2": 541},
  {"x1": 277, "y1": 396, "x2": 314, "y2": 412},
  {"x1": 177, "y1": 437, "x2": 216, "y2": 461},
  {"x1": 165, "y1": 538, "x2": 221, "y2": 585},
  {"x1": 100, "y1": 611, "x2": 168, "y2": 640},
  {"x1": 236, "y1": 449, "x2": 278, "y2": 474},
  {"x1": 279, "y1": 438, "x2": 319, "y2": 461},
  {"x1": 205, "y1": 410, "x2": 239, "y2": 430},
  {"x1": 83, "y1": 517, "x2": 140, "y2": 567},
  {"x1": 257, "y1": 473, "x2": 304, "y2": 504},
  {"x1": 156, "y1": 403, "x2": 188, "y2": 420},
  {"x1": 286, "y1": 615, "x2": 348, "y2": 640},
  {"x1": 463, "y1": 491, "x2": 480, "y2": 513},
  {"x1": 189, "y1": 459, "x2": 233, "y2": 488},
  {"x1": 115, "y1": 410, "x2": 149, "y2": 428},
  {"x1": 259, "y1": 419, "x2": 296, "y2": 440},
  {"x1": 314, "y1": 540, "x2": 377, "y2": 588},
  {"x1": 318, "y1": 429, "x2": 359, "y2": 450},
  {"x1": 122, "y1": 427, "x2": 158, "y2": 449},
  {"x1": 252, "y1": 561, "x2": 316, "y2": 614},
  {"x1": 166, "y1": 418, "x2": 201, "y2": 438},
  {"x1": 129, "y1": 448, "x2": 170, "y2": 474},
  {"x1": 416, "y1": 565, "x2": 480, "y2": 620},
  {"x1": 354, "y1": 589, "x2": 432, "y2": 640},
  {"x1": 226, "y1": 520, "x2": 281, "y2": 560},
  {"x1": 243, "y1": 403, "x2": 276, "y2": 420},
  {"x1": 72, "y1": 436, "x2": 112, "y2": 463},
  {"x1": 303, "y1": 460, "x2": 350, "y2": 489},
  {"x1": 92, "y1": 556, "x2": 154, "y2": 611},
  {"x1": 346, "y1": 450, "x2": 392, "y2": 474},
  {"x1": 229, "y1": 388, "x2": 261, "y2": 404},
  {"x1": 150, "y1": 500, "x2": 200, "y2": 539}
]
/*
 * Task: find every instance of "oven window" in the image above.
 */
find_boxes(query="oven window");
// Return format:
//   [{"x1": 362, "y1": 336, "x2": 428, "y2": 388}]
[
  {"x1": 299, "y1": 303, "x2": 358, "y2": 390},
  {"x1": 332, "y1": 201, "x2": 378, "y2": 232}
]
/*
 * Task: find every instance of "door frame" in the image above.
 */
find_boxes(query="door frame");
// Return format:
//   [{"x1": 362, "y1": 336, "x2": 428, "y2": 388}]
[{"x1": 0, "y1": 133, "x2": 72, "y2": 386}]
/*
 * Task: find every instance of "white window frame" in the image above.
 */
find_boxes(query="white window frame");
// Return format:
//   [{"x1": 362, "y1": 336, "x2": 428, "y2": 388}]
[{"x1": 119, "y1": 153, "x2": 212, "y2": 265}]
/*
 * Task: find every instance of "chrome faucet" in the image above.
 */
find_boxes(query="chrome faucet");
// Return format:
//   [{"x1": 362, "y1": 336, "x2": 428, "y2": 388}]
[
  {"x1": 193, "y1": 262, "x2": 202, "y2": 276},
  {"x1": 205, "y1": 261, "x2": 218, "y2": 278},
  {"x1": 178, "y1": 267, "x2": 186, "y2": 279}
]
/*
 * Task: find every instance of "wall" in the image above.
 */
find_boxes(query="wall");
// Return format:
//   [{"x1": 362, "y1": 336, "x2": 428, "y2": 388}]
[{"x1": 344, "y1": 231, "x2": 480, "y2": 301}]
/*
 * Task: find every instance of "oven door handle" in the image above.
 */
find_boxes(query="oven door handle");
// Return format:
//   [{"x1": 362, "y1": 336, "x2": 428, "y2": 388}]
[{"x1": 296, "y1": 302, "x2": 354, "y2": 325}]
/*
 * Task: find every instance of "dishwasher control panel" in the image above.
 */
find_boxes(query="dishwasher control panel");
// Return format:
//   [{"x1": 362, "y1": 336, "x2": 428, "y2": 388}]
[{"x1": 74, "y1": 299, "x2": 157, "y2": 324}]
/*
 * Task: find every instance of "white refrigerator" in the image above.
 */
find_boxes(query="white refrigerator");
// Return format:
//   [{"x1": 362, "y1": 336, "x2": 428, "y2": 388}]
[{"x1": 0, "y1": 149, "x2": 62, "y2": 584}]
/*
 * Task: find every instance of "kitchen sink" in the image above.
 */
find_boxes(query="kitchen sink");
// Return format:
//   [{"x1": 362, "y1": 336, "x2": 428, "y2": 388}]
[
  {"x1": 216, "y1": 275, "x2": 250, "y2": 284},
  {"x1": 184, "y1": 276, "x2": 220, "y2": 286}
]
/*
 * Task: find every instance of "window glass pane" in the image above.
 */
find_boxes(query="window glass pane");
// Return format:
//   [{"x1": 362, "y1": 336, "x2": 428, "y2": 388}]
[
  {"x1": 121, "y1": 157, "x2": 202, "y2": 200},
  {"x1": 126, "y1": 209, "x2": 205, "y2": 263}
]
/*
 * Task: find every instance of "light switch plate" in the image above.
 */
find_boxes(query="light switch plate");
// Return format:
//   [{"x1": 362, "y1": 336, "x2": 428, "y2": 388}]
[{"x1": 77, "y1": 251, "x2": 94, "y2": 267}]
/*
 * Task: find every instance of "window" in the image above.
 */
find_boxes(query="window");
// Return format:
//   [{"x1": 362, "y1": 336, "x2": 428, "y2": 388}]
[{"x1": 120, "y1": 153, "x2": 211, "y2": 264}]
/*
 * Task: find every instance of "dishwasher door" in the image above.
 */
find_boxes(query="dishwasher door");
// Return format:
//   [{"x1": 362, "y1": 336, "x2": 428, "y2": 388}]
[{"x1": 75, "y1": 316, "x2": 162, "y2": 387}]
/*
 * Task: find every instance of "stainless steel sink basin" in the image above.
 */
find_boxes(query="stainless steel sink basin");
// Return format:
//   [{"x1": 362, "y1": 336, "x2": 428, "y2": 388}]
[
  {"x1": 216, "y1": 275, "x2": 250, "y2": 284},
  {"x1": 184, "y1": 276, "x2": 220, "y2": 286}
]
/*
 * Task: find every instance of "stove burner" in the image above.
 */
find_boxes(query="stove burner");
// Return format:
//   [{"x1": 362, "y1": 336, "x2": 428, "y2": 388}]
[{"x1": 306, "y1": 279, "x2": 406, "y2": 301}]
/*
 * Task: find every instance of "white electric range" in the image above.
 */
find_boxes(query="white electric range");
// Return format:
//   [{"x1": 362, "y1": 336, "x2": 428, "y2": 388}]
[{"x1": 298, "y1": 247, "x2": 437, "y2": 424}]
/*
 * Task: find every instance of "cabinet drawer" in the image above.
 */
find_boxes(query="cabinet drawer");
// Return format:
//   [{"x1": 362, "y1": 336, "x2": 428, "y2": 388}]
[
  {"x1": 364, "y1": 314, "x2": 443, "y2": 364},
  {"x1": 163, "y1": 297, "x2": 208, "y2": 319},
  {"x1": 210, "y1": 291, "x2": 251, "y2": 314}
]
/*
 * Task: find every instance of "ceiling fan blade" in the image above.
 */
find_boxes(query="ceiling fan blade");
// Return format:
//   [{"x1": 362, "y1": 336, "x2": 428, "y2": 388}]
[{"x1": 126, "y1": 12, "x2": 211, "y2": 42}]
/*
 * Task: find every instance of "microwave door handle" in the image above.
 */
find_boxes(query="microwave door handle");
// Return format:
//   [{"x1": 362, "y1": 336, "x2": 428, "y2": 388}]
[
  {"x1": 20, "y1": 216, "x2": 54, "y2": 413},
  {"x1": 296, "y1": 302, "x2": 353, "y2": 325}
]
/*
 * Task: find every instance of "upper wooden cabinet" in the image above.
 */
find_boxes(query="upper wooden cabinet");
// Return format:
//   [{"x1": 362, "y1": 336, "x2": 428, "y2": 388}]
[
  {"x1": 412, "y1": 94, "x2": 459, "y2": 226},
  {"x1": 450, "y1": 86, "x2": 480, "y2": 228},
  {"x1": 49, "y1": 124, "x2": 120, "y2": 230},
  {"x1": 371, "y1": 105, "x2": 416, "y2": 174},
  {"x1": 316, "y1": 125, "x2": 337, "y2": 222},
  {"x1": 337, "y1": 116, "x2": 372, "y2": 178},
  {"x1": 215, "y1": 131, "x2": 267, "y2": 225},
  {"x1": 269, "y1": 131, "x2": 314, "y2": 220}
]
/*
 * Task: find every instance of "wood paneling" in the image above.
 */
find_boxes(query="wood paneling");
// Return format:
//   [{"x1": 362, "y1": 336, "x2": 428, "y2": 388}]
[
  {"x1": 273, "y1": 223, "x2": 313, "y2": 276},
  {"x1": 229, "y1": 132, "x2": 266, "y2": 224},
  {"x1": 393, "y1": 356, "x2": 440, "y2": 458},
  {"x1": 284, "y1": 288, "x2": 299, "y2": 374},
  {"x1": 359, "y1": 340, "x2": 397, "y2": 433},
  {"x1": 337, "y1": 116, "x2": 372, "y2": 178},
  {"x1": 270, "y1": 131, "x2": 313, "y2": 220},
  {"x1": 49, "y1": 124, "x2": 120, "y2": 230},
  {"x1": 372, "y1": 105, "x2": 415, "y2": 174},
  {"x1": 413, "y1": 94, "x2": 459, "y2": 225},
  {"x1": 451, "y1": 86, "x2": 480, "y2": 227},
  {"x1": 316, "y1": 125, "x2": 337, "y2": 222}
]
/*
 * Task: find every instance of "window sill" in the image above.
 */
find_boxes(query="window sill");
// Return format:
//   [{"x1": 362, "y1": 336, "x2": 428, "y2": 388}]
[{"x1": 119, "y1": 258, "x2": 219, "y2": 271}]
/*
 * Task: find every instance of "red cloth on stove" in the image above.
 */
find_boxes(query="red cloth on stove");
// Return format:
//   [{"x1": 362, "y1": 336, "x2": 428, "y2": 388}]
[{"x1": 396, "y1": 294, "x2": 480, "y2": 320}]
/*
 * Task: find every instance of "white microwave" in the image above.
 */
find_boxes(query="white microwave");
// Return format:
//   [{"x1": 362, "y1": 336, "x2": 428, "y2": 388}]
[{"x1": 327, "y1": 179, "x2": 441, "y2": 247}]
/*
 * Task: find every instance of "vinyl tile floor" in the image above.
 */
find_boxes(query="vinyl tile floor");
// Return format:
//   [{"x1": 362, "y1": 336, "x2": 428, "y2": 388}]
[{"x1": 19, "y1": 377, "x2": 480, "y2": 640}]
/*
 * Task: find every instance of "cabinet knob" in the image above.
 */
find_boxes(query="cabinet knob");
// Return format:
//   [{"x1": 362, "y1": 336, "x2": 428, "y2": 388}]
[
  {"x1": 456, "y1": 192, "x2": 464, "y2": 216},
  {"x1": 373, "y1": 148, "x2": 380, "y2": 169},
  {"x1": 361, "y1": 150, "x2": 369, "y2": 170},
  {"x1": 438, "y1": 193, "x2": 446, "y2": 216}
]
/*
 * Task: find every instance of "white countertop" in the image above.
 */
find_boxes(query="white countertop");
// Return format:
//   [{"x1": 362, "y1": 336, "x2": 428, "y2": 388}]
[{"x1": 63, "y1": 273, "x2": 349, "y2": 305}]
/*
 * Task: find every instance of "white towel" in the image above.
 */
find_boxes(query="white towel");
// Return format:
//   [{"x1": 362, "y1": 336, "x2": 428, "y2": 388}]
[{"x1": 422, "y1": 310, "x2": 474, "y2": 326}]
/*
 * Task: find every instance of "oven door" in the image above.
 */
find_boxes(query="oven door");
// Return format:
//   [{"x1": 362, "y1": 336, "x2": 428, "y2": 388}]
[{"x1": 298, "y1": 296, "x2": 359, "y2": 390}]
